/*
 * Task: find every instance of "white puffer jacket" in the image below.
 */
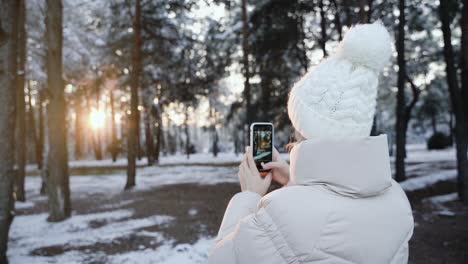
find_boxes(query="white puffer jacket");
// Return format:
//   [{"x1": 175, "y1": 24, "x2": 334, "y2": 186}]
[{"x1": 209, "y1": 135, "x2": 414, "y2": 264}]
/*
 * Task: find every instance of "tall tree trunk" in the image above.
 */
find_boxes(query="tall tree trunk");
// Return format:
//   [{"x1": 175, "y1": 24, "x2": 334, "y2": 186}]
[
  {"x1": 144, "y1": 107, "x2": 154, "y2": 165},
  {"x1": 45, "y1": 0, "x2": 70, "y2": 222},
  {"x1": 27, "y1": 82, "x2": 38, "y2": 165},
  {"x1": 319, "y1": 0, "x2": 328, "y2": 57},
  {"x1": 331, "y1": 0, "x2": 343, "y2": 41},
  {"x1": 0, "y1": 1, "x2": 18, "y2": 261},
  {"x1": 37, "y1": 89, "x2": 45, "y2": 169},
  {"x1": 440, "y1": 0, "x2": 468, "y2": 202},
  {"x1": 359, "y1": 0, "x2": 367, "y2": 23},
  {"x1": 431, "y1": 113, "x2": 437, "y2": 134},
  {"x1": 184, "y1": 105, "x2": 190, "y2": 159},
  {"x1": 94, "y1": 78, "x2": 102, "y2": 160},
  {"x1": 459, "y1": 0, "x2": 468, "y2": 204},
  {"x1": 109, "y1": 90, "x2": 118, "y2": 162},
  {"x1": 395, "y1": 0, "x2": 407, "y2": 182},
  {"x1": 241, "y1": 0, "x2": 252, "y2": 143},
  {"x1": 137, "y1": 107, "x2": 142, "y2": 161},
  {"x1": 462, "y1": 0, "x2": 468, "y2": 126},
  {"x1": 15, "y1": 0, "x2": 26, "y2": 202},
  {"x1": 84, "y1": 89, "x2": 101, "y2": 160},
  {"x1": 343, "y1": 0, "x2": 352, "y2": 28},
  {"x1": 126, "y1": 0, "x2": 141, "y2": 189},
  {"x1": 154, "y1": 106, "x2": 162, "y2": 163},
  {"x1": 74, "y1": 93, "x2": 83, "y2": 160}
]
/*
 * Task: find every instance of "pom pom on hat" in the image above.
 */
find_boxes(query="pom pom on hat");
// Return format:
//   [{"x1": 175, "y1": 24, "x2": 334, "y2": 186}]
[{"x1": 336, "y1": 22, "x2": 392, "y2": 72}]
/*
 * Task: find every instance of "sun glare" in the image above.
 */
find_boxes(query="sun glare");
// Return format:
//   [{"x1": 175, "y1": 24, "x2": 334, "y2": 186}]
[{"x1": 89, "y1": 108, "x2": 106, "y2": 130}]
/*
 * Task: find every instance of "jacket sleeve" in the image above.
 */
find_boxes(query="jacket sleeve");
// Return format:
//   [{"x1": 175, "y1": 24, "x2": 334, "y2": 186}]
[
  {"x1": 209, "y1": 191, "x2": 297, "y2": 264},
  {"x1": 209, "y1": 206, "x2": 287, "y2": 264},
  {"x1": 214, "y1": 191, "x2": 262, "y2": 242}
]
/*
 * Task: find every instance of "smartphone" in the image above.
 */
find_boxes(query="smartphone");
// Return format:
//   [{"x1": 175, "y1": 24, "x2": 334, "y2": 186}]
[{"x1": 250, "y1": 122, "x2": 274, "y2": 176}]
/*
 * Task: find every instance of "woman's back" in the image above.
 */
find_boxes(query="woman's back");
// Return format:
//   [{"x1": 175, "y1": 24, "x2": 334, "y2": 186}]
[{"x1": 209, "y1": 136, "x2": 413, "y2": 264}]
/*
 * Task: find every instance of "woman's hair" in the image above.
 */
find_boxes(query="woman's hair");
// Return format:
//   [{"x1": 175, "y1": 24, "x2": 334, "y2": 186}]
[{"x1": 286, "y1": 130, "x2": 305, "y2": 153}]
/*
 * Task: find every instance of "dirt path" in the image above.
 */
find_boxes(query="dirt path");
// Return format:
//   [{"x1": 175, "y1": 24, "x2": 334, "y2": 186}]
[{"x1": 15, "y1": 179, "x2": 467, "y2": 263}]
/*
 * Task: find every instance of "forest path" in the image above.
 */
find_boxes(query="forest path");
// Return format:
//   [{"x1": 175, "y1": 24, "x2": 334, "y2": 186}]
[{"x1": 10, "y1": 152, "x2": 465, "y2": 263}]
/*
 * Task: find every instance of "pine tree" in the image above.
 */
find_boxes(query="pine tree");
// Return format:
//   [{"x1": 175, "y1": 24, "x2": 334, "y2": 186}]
[
  {"x1": 0, "y1": 1, "x2": 18, "y2": 261},
  {"x1": 45, "y1": 0, "x2": 71, "y2": 222}
]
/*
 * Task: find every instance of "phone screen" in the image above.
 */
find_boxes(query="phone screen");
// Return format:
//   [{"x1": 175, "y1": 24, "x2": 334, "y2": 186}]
[{"x1": 252, "y1": 124, "x2": 273, "y2": 171}]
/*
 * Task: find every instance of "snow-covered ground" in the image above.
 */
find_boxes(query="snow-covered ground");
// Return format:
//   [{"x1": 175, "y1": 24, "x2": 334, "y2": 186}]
[{"x1": 11, "y1": 145, "x2": 459, "y2": 263}]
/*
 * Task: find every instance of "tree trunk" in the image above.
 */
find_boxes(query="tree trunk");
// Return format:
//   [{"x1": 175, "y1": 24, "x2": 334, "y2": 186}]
[
  {"x1": 343, "y1": 0, "x2": 352, "y2": 28},
  {"x1": 395, "y1": 0, "x2": 407, "y2": 182},
  {"x1": 462, "y1": 0, "x2": 468, "y2": 122},
  {"x1": 74, "y1": 93, "x2": 83, "y2": 160},
  {"x1": 319, "y1": 0, "x2": 328, "y2": 57},
  {"x1": 440, "y1": 0, "x2": 468, "y2": 202},
  {"x1": 184, "y1": 106, "x2": 190, "y2": 159},
  {"x1": 154, "y1": 111, "x2": 162, "y2": 163},
  {"x1": 331, "y1": 0, "x2": 343, "y2": 41},
  {"x1": 241, "y1": 0, "x2": 252, "y2": 141},
  {"x1": 84, "y1": 89, "x2": 101, "y2": 160},
  {"x1": 27, "y1": 82, "x2": 38, "y2": 165},
  {"x1": 110, "y1": 90, "x2": 118, "y2": 162},
  {"x1": 0, "y1": 1, "x2": 18, "y2": 261},
  {"x1": 126, "y1": 0, "x2": 141, "y2": 189},
  {"x1": 37, "y1": 89, "x2": 45, "y2": 169},
  {"x1": 15, "y1": 0, "x2": 26, "y2": 202},
  {"x1": 431, "y1": 113, "x2": 437, "y2": 134},
  {"x1": 45, "y1": 0, "x2": 71, "y2": 222},
  {"x1": 144, "y1": 107, "x2": 154, "y2": 165},
  {"x1": 137, "y1": 108, "x2": 142, "y2": 161}
]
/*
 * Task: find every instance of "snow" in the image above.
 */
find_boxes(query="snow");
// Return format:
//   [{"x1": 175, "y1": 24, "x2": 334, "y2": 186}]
[
  {"x1": 422, "y1": 192, "x2": 458, "y2": 217},
  {"x1": 400, "y1": 169, "x2": 456, "y2": 192},
  {"x1": 394, "y1": 144, "x2": 456, "y2": 163},
  {"x1": 108, "y1": 238, "x2": 212, "y2": 264},
  {"x1": 9, "y1": 209, "x2": 174, "y2": 263},
  {"x1": 10, "y1": 145, "x2": 460, "y2": 263}
]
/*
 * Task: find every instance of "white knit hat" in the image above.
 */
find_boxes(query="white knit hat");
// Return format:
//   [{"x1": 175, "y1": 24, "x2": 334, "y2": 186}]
[{"x1": 288, "y1": 22, "x2": 392, "y2": 139}]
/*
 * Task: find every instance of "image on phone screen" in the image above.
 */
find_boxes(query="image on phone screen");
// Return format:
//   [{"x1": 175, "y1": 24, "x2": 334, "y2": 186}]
[{"x1": 253, "y1": 125, "x2": 273, "y2": 171}]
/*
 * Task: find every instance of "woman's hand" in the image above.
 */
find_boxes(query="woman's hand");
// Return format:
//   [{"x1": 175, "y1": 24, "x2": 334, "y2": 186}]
[
  {"x1": 238, "y1": 147, "x2": 272, "y2": 196},
  {"x1": 261, "y1": 147, "x2": 290, "y2": 186}
]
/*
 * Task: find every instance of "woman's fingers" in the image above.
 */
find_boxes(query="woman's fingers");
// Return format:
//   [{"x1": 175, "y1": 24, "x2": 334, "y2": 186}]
[
  {"x1": 262, "y1": 173, "x2": 272, "y2": 188},
  {"x1": 246, "y1": 147, "x2": 257, "y2": 172},
  {"x1": 272, "y1": 147, "x2": 280, "y2": 161},
  {"x1": 261, "y1": 161, "x2": 282, "y2": 170}
]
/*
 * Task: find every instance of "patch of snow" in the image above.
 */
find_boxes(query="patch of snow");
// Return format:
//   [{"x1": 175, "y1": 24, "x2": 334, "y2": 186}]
[
  {"x1": 422, "y1": 192, "x2": 458, "y2": 217},
  {"x1": 399, "y1": 170, "x2": 456, "y2": 192},
  {"x1": 423, "y1": 192, "x2": 458, "y2": 204},
  {"x1": 108, "y1": 237, "x2": 213, "y2": 264},
  {"x1": 188, "y1": 208, "x2": 198, "y2": 216},
  {"x1": 8, "y1": 210, "x2": 173, "y2": 263},
  {"x1": 14, "y1": 200, "x2": 35, "y2": 209}
]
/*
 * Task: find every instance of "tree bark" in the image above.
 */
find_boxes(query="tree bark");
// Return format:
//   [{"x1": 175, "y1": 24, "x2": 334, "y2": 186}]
[
  {"x1": 184, "y1": 105, "x2": 190, "y2": 159},
  {"x1": 126, "y1": 0, "x2": 141, "y2": 189},
  {"x1": 440, "y1": 0, "x2": 468, "y2": 202},
  {"x1": 109, "y1": 90, "x2": 118, "y2": 162},
  {"x1": 15, "y1": 0, "x2": 26, "y2": 202},
  {"x1": 37, "y1": 89, "x2": 45, "y2": 169},
  {"x1": 74, "y1": 92, "x2": 83, "y2": 160},
  {"x1": 144, "y1": 107, "x2": 154, "y2": 165},
  {"x1": 241, "y1": 0, "x2": 252, "y2": 143},
  {"x1": 153, "y1": 104, "x2": 162, "y2": 163},
  {"x1": 395, "y1": 0, "x2": 407, "y2": 182},
  {"x1": 462, "y1": 0, "x2": 468, "y2": 122},
  {"x1": 319, "y1": 0, "x2": 328, "y2": 57},
  {"x1": 331, "y1": 0, "x2": 343, "y2": 41},
  {"x1": 45, "y1": 0, "x2": 71, "y2": 222},
  {"x1": 0, "y1": 1, "x2": 18, "y2": 262}
]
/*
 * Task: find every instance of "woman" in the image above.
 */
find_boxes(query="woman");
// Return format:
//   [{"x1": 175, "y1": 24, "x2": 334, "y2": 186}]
[{"x1": 209, "y1": 22, "x2": 414, "y2": 264}]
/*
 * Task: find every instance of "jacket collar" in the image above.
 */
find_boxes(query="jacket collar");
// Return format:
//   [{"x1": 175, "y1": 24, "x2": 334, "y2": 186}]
[{"x1": 289, "y1": 135, "x2": 392, "y2": 198}]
